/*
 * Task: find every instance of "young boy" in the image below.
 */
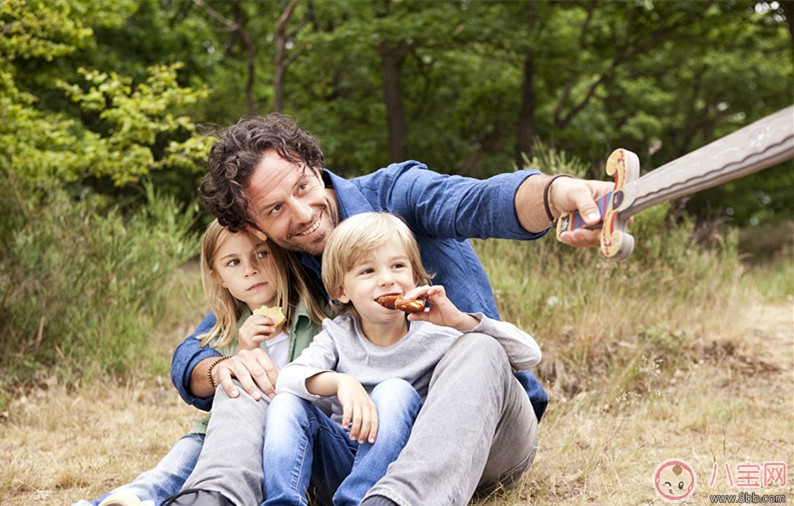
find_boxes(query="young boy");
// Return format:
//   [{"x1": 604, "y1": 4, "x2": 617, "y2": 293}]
[{"x1": 261, "y1": 212, "x2": 542, "y2": 506}]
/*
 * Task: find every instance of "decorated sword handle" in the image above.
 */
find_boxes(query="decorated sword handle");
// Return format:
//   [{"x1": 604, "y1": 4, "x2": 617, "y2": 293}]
[{"x1": 556, "y1": 149, "x2": 641, "y2": 260}]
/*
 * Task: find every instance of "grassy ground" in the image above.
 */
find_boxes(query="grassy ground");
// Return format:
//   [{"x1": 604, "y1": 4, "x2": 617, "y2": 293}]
[
  {"x1": 475, "y1": 300, "x2": 793, "y2": 505},
  {"x1": 2, "y1": 254, "x2": 792, "y2": 505}
]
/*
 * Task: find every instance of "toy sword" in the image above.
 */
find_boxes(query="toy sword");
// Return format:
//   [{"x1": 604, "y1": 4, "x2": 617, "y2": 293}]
[{"x1": 556, "y1": 105, "x2": 794, "y2": 260}]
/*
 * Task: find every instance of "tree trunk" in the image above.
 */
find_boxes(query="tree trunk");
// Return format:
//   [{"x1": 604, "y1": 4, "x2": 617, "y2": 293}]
[
  {"x1": 231, "y1": 0, "x2": 256, "y2": 116},
  {"x1": 274, "y1": 0, "x2": 300, "y2": 113},
  {"x1": 781, "y1": 0, "x2": 794, "y2": 53},
  {"x1": 379, "y1": 40, "x2": 408, "y2": 163},
  {"x1": 515, "y1": 1, "x2": 540, "y2": 168},
  {"x1": 516, "y1": 54, "x2": 536, "y2": 167}
]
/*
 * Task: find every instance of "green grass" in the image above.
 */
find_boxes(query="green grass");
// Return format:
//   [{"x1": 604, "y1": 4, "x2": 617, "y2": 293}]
[{"x1": 746, "y1": 247, "x2": 794, "y2": 302}]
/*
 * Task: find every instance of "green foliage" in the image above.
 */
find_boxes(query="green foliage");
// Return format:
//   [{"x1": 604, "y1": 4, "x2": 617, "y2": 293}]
[
  {"x1": 0, "y1": 0, "x2": 90, "y2": 185},
  {"x1": 745, "y1": 239, "x2": 794, "y2": 302},
  {"x1": 0, "y1": 0, "x2": 94, "y2": 61},
  {"x1": 0, "y1": 0, "x2": 209, "y2": 393},
  {"x1": 7, "y1": 0, "x2": 793, "y2": 217},
  {"x1": 56, "y1": 63, "x2": 210, "y2": 186},
  {"x1": 520, "y1": 139, "x2": 590, "y2": 177},
  {"x1": 0, "y1": 177, "x2": 200, "y2": 389},
  {"x1": 2, "y1": 0, "x2": 212, "y2": 191}
]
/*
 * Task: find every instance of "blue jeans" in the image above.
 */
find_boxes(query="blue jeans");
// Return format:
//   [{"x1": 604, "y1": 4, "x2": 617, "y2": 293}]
[
  {"x1": 263, "y1": 379, "x2": 422, "y2": 506},
  {"x1": 90, "y1": 433, "x2": 204, "y2": 505}
]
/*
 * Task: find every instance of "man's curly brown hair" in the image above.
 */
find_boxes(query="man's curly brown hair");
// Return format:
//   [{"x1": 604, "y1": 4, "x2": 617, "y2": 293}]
[{"x1": 199, "y1": 114, "x2": 325, "y2": 232}]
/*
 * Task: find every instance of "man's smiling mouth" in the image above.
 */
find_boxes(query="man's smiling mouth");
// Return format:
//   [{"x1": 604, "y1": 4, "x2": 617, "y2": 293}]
[{"x1": 296, "y1": 215, "x2": 321, "y2": 237}]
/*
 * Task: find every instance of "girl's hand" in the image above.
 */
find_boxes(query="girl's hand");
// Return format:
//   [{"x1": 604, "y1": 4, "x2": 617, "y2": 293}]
[
  {"x1": 336, "y1": 374, "x2": 379, "y2": 444},
  {"x1": 403, "y1": 285, "x2": 478, "y2": 332},
  {"x1": 237, "y1": 314, "x2": 279, "y2": 351}
]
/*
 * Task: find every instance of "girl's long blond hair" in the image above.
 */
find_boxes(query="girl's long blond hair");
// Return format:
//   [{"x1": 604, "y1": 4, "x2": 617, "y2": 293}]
[{"x1": 198, "y1": 220, "x2": 327, "y2": 349}]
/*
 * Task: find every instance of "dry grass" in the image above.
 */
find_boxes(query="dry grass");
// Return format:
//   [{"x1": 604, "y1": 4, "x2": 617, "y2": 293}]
[
  {"x1": 474, "y1": 301, "x2": 794, "y2": 505},
  {"x1": 0, "y1": 376, "x2": 196, "y2": 504},
  {"x1": 2, "y1": 265, "x2": 792, "y2": 505},
  {"x1": 0, "y1": 261, "x2": 209, "y2": 505}
]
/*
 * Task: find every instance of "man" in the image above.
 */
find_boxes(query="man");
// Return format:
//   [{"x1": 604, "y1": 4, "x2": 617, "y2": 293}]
[{"x1": 167, "y1": 114, "x2": 611, "y2": 506}]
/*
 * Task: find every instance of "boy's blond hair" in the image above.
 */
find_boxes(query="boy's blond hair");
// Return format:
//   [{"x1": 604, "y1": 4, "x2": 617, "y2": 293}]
[{"x1": 321, "y1": 212, "x2": 432, "y2": 316}]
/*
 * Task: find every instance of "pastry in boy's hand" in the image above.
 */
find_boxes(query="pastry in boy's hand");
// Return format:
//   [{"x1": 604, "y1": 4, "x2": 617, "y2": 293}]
[
  {"x1": 253, "y1": 305, "x2": 287, "y2": 332},
  {"x1": 377, "y1": 295, "x2": 426, "y2": 313}
]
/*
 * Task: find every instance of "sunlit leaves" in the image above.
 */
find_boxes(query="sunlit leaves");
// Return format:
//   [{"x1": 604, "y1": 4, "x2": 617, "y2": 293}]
[{"x1": 0, "y1": 0, "x2": 93, "y2": 61}]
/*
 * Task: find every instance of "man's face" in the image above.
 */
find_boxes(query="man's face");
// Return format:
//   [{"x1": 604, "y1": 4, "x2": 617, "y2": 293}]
[{"x1": 245, "y1": 149, "x2": 337, "y2": 256}]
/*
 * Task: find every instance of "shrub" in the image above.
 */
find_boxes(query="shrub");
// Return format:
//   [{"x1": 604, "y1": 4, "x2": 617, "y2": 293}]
[{"x1": 0, "y1": 177, "x2": 199, "y2": 395}]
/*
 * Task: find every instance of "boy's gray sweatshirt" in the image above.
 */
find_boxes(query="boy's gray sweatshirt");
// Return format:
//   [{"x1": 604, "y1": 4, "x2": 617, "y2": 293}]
[{"x1": 277, "y1": 313, "x2": 541, "y2": 426}]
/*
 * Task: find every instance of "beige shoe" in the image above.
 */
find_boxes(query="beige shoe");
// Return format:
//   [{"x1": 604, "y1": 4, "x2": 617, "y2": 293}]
[{"x1": 98, "y1": 492, "x2": 144, "y2": 506}]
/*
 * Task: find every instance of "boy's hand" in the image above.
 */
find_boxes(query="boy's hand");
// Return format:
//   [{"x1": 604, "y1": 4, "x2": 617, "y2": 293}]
[
  {"x1": 403, "y1": 285, "x2": 478, "y2": 331},
  {"x1": 336, "y1": 374, "x2": 379, "y2": 444}
]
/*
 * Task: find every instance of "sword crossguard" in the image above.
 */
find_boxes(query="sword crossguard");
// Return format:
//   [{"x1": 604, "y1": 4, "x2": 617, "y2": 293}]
[{"x1": 556, "y1": 148, "x2": 640, "y2": 260}]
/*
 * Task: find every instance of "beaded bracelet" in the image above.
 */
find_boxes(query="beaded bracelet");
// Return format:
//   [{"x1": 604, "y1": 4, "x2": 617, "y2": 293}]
[
  {"x1": 207, "y1": 355, "x2": 233, "y2": 389},
  {"x1": 543, "y1": 174, "x2": 573, "y2": 225}
]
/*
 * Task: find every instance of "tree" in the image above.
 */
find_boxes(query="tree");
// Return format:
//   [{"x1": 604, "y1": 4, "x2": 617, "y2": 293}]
[
  {"x1": 5, "y1": 0, "x2": 791, "y2": 223},
  {"x1": 274, "y1": 0, "x2": 303, "y2": 113},
  {"x1": 0, "y1": 0, "x2": 204, "y2": 381}
]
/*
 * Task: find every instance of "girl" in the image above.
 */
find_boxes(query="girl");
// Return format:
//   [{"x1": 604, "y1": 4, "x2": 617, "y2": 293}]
[
  {"x1": 195, "y1": 218, "x2": 325, "y2": 363},
  {"x1": 77, "y1": 220, "x2": 326, "y2": 506},
  {"x1": 261, "y1": 212, "x2": 542, "y2": 506}
]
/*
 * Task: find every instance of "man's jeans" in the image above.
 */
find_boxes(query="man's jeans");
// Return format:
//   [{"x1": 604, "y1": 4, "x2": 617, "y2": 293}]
[
  {"x1": 181, "y1": 389, "x2": 275, "y2": 506},
  {"x1": 263, "y1": 379, "x2": 422, "y2": 506},
  {"x1": 89, "y1": 433, "x2": 204, "y2": 505}
]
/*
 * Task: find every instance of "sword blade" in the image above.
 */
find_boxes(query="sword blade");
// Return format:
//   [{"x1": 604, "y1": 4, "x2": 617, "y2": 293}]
[
  {"x1": 556, "y1": 105, "x2": 794, "y2": 259},
  {"x1": 620, "y1": 105, "x2": 794, "y2": 218}
]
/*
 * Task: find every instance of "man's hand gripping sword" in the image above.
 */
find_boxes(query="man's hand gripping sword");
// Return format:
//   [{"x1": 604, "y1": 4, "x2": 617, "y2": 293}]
[{"x1": 557, "y1": 105, "x2": 794, "y2": 260}]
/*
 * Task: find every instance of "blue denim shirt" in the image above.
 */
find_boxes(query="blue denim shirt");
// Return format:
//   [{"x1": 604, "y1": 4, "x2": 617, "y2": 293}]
[{"x1": 172, "y1": 161, "x2": 549, "y2": 418}]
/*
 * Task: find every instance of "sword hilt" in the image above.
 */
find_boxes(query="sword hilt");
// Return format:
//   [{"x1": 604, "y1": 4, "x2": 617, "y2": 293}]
[{"x1": 556, "y1": 148, "x2": 640, "y2": 260}]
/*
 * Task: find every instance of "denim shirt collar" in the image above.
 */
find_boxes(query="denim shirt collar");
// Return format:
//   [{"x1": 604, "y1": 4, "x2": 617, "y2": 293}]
[{"x1": 322, "y1": 168, "x2": 377, "y2": 220}]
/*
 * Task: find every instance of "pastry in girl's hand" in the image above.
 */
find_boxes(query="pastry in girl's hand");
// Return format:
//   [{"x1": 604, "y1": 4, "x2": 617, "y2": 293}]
[{"x1": 253, "y1": 305, "x2": 287, "y2": 332}]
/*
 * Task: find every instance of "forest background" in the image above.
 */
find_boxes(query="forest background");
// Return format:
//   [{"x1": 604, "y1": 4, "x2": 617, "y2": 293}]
[{"x1": 1, "y1": 1, "x2": 793, "y2": 503}]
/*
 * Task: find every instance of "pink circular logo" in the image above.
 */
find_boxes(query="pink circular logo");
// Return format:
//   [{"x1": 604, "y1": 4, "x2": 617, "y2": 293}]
[{"x1": 653, "y1": 459, "x2": 696, "y2": 501}]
